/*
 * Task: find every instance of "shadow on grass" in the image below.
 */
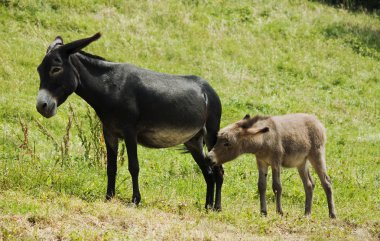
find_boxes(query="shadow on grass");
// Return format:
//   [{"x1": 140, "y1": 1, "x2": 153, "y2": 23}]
[
  {"x1": 323, "y1": 22, "x2": 380, "y2": 60},
  {"x1": 310, "y1": 0, "x2": 380, "y2": 13}
]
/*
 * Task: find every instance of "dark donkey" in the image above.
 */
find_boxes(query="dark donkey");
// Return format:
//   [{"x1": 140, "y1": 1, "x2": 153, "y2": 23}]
[{"x1": 36, "y1": 33, "x2": 224, "y2": 210}]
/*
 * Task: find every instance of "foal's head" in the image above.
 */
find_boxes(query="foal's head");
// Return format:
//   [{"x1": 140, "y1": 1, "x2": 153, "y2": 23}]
[
  {"x1": 207, "y1": 114, "x2": 270, "y2": 166},
  {"x1": 36, "y1": 33, "x2": 101, "y2": 118}
]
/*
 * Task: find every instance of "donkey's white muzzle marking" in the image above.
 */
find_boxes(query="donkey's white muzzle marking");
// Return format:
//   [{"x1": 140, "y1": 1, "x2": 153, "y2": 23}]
[{"x1": 36, "y1": 89, "x2": 57, "y2": 118}]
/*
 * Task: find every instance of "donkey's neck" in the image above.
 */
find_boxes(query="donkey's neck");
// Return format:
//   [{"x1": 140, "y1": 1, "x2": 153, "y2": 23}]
[{"x1": 71, "y1": 53, "x2": 116, "y2": 111}]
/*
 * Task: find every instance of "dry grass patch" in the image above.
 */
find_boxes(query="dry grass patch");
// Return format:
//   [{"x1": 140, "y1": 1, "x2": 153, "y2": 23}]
[
  {"x1": 2, "y1": 191, "x2": 376, "y2": 240},
  {"x1": 0, "y1": 191, "x2": 268, "y2": 240}
]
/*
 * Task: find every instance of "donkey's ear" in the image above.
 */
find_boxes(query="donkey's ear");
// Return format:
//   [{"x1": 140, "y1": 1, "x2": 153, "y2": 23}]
[
  {"x1": 243, "y1": 114, "x2": 250, "y2": 120},
  {"x1": 245, "y1": 126, "x2": 269, "y2": 135},
  {"x1": 60, "y1": 32, "x2": 101, "y2": 55},
  {"x1": 46, "y1": 36, "x2": 64, "y2": 54}
]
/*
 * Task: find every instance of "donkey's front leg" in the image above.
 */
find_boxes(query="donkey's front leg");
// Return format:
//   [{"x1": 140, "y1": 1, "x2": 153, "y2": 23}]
[
  {"x1": 272, "y1": 164, "x2": 283, "y2": 215},
  {"x1": 124, "y1": 131, "x2": 141, "y2": 205},
  {"x1": 257, "y1": 160, "x2": 268, "y2": 216},
  {"x1": 103, "y1": 129, "x2": 119, "y2": 200}
]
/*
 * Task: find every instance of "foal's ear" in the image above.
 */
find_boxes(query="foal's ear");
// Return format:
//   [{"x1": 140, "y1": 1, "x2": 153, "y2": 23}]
[
  {"x1": 236, "y1": 114, "x2": 251, "y2": 128},
  {"x1": 60, "y1": 32, "x2": 101, "y2": 55},
  {"x1": 245, "y1": 126, "x2": 269, "y2": 135},
  {"x1": 46, "y1": 36, "x2": 64, "y2": 54}
]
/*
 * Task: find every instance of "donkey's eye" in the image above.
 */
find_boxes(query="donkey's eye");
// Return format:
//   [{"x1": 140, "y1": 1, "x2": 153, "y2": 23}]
[
  {"x1": 50, "y1": 66, "x2": 63, "y2": 76},
  {"x1": 224, "y1": 142, "x2": 231, "y2": 147}
]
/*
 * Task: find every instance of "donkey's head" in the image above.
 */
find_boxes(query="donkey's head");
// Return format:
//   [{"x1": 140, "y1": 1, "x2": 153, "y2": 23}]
[{"x1": 36, "y1": 33, "x2": 101, "y2": 118}]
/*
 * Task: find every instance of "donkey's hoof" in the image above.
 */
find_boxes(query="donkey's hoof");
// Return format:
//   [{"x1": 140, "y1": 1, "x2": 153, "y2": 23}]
[
  {"x1": 132, "y1": 195, "x2": 141, "y2": 205},
  {"x1": 213, "y1": 205, "x2": 222, "y2": 212},
  {"x1": 105, "y1": 194, "x2": 114, "y2": 201},
  {"x1": 205, "y1": 204, "x2": 213, "y2": 210}
]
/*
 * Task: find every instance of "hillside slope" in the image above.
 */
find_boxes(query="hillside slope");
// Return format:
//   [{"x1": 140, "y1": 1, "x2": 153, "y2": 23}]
[{"x1": 1, "y1": 0, "x2": 379, "y2": 239}]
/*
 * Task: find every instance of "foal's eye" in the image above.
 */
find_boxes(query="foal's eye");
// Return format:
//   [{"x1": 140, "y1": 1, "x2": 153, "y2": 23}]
[
  {"x1": 224, "y1": 142, "x2": 231, "y2": 147},
  {"x1": 49, "y1": 66, "x2": 63, "y2": 76}
]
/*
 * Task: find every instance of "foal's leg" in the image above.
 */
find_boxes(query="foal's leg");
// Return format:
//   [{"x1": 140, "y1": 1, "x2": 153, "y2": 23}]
[
  {"x1": 271, "y1": 163, "x2": 283, "y2": 215},
  {"x1": 257, "y1": 160, "x2": 268, "y2": 216},
  {"x1": 298, "y1": 161, "x2": 315, "y2": 216},
  {"x1": 103, "y1": 128, "x2": 118, "y2": 200},
  {"x1": 185, "y1": 133, "x2": 215, "y2": 209},
  {"x1": 309, "y1": 149, "x2": 336, "y2": 218},
  {"x1": 124, "y1": 130, "x2": 141, "y2": 205}
]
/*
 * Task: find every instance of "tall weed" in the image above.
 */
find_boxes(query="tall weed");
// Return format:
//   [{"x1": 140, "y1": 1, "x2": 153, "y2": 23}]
[{"x1": 69, "y1": 104, "x2": 106, "y2": 167}]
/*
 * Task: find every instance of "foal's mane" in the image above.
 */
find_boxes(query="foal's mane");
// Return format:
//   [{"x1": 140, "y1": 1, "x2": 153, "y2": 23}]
[{"x1": 239, "y1": 115, "x2": 269, "y2": 129}]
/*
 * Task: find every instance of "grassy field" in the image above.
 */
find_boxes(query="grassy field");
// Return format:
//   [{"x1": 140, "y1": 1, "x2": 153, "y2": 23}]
[{"x1": 1, "y1": 0, "x2": 379, "y2": 240}]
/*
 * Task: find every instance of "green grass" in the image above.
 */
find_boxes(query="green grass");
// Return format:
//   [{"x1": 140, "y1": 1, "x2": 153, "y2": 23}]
[{"x1": 1, "y1": 0, "x2": 380, "y2": 239}]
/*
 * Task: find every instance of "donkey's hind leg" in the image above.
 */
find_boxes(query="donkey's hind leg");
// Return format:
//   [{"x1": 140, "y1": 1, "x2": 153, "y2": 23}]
[
  {"x1": 309, "y1": 148, "x2": 336, "y2": 218},
  {"x1": 212, "y1": 165, "x2": 223, "y2": 211},
  {"x1": 205, "y1": 126, "x2": 224, "y2": 211},
  {"x1": 298, "y1": 161, "x2": 315, "y2": 216},
  {"x1": 185, "y1": 132, "x2": 215, "y2": 210}
]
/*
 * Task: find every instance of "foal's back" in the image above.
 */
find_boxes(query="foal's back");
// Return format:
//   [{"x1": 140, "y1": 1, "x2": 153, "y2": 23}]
[{"x1": 269, "y1": 114, "x2": 326, "y2": 168}]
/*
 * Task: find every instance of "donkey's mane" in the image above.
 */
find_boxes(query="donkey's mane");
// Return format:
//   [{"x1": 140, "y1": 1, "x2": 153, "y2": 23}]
[{"x1": 79, "y1": 50, "x2": 106, "y2": 61}]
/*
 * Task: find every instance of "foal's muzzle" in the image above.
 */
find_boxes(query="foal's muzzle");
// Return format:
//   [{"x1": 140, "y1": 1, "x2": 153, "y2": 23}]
[
  {"x1": 206, "y1": 151, "x2": 219, "y2": 167},
  {"x1": 36, "y1": 89, "x2": 57, "y2": 118}
]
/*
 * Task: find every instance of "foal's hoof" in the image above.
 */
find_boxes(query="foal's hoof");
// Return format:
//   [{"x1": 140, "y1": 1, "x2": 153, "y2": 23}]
[
  {"x1": 329, "y1": 213, "x2": 336, "y2": 219},
  {"x1": 261, "y1": 211, "x2": 267, "y2": 217}
]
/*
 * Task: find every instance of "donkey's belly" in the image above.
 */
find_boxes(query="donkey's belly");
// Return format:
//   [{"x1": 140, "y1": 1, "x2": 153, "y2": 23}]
[
  {"x1": 281, "y1": 153, "x2": 308, "y2": 168},
  {"x1": 137, "y1": 127, "x2": 200, "y2": 148}
]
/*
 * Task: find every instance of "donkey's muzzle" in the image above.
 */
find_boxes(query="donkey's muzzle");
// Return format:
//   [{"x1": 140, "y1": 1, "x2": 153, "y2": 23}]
[{"x1": 36, "y1": 89, "x2": 57, "y2": 118}]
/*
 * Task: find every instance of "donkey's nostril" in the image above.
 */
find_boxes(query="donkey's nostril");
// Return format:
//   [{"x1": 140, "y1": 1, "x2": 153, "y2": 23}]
[
  {"x1": 36, "y1": 101, "x2": 48, "y2": 114},
  {"x1": 36, "y1": 89, "x2": 57, "y2": 118}
]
